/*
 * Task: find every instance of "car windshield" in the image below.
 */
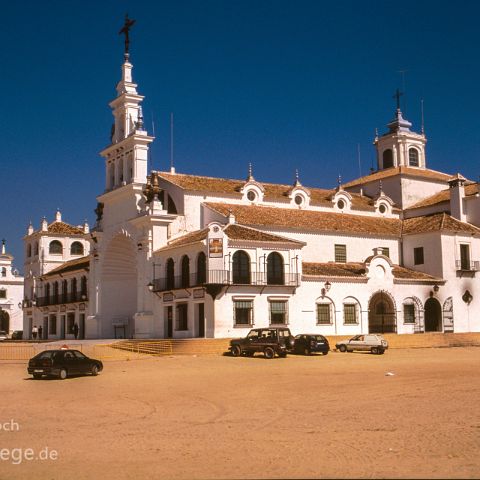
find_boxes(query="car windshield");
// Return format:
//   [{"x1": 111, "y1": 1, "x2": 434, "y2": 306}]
[
  {"x1": 247, "y1": 331, "x2": 260, "y2": 339},
  {"x1": 73, "y1": 351, "x2": 87, "y2": 359},
  {"x1": 312, "y1": 335, "x2": 326, "y2": 341},
  {"x1": 277, "y1": 329, "x2": 291, "y2": 337}
]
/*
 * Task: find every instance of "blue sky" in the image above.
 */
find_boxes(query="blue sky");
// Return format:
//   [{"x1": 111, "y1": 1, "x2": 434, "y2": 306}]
[{"x1": 2, "y1": 0, "x2": 479, "y2": 269}]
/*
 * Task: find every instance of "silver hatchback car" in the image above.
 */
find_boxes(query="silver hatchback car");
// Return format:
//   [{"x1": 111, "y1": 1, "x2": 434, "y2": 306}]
[{"x1": 335, "y1": 334, "x2": 388, "y2": 354}]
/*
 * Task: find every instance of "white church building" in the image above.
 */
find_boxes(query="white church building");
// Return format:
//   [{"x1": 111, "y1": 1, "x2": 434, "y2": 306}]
[{"x1": 22, "y1": 36, "x2": 480, "y2": 340}]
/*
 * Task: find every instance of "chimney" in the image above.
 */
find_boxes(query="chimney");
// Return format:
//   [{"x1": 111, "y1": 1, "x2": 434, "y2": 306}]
[
  {"x1": 448, "y1": 173, "x2": 466, "y2": 221},
  {"x1": 83, "y1": 220, "x2": 89, "y2": 234},
  {"x1": 228, "y1": 210, "x2": 235, "y2": 225}
]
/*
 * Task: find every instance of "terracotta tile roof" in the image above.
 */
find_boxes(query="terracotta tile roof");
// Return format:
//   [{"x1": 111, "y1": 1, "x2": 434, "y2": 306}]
[
  {"x1": 47, "y1": 221, "x2": 84, "y2": 235},
  {"x1": 343, "y1": 166, "x2": 455, "y2": 188},
  {"x1": 224, "y1": 224, "x2": 305, "y2": 245},
  {"x1": 41, "y1": 256, "x2": 90, "y2": 278},
  {"x1": 159, "y1": 171, "x2": 376, "y2": 210},
  {"x1": 402, "y1": 213, "x2": 480, "y2": 236},
  {"x1": 407, "y1": 183, "x2": 479, "y2": 210},
  {"x1": 302, "y1": 262, "x2": 442, "y2": 281},
  {"x1": 155, "y1": 228, "x2": 209, "y2": 253},
  {"x1": 205, "y1": 203, "x2": 402, "y2": 237}
]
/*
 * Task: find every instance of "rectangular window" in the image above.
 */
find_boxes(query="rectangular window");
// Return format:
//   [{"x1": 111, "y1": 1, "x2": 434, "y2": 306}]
[
  {"x1": 343, "y1": 304, "x2": 358, "y2": 324},
  {"x1": 414, "y1": 247, "x2": 424, "y2": 265},
  {"x1": 381, "y1": 247, "x2": 390, "y2": 258},
  {"x1": 49, "y1": 315, "x2": 57, "y2": 335},
  {"x1": 316, "y1": 304, "x2": 332, "y2": 325},
  {"x1": 176, "y1": 304, "x2": 188, "y2": 331},
  {"x1": 269, "y1": 301, "x2": 288, "y2": 325},
  {"x1": 460, "y1": 244, "x2": 470, "y2": 270},
  {"x1": 335, "y1": 244, "x2": 347, "y2": 263},
  {"x1": 0, "y1": 289, "x2": 6, "y2": 299},
  {"x1": 233, "y1": 300, "x2": 253, "y2": 326},
  {"x1": 403, "y1": 304, "x2": 415, "y2": 324}
]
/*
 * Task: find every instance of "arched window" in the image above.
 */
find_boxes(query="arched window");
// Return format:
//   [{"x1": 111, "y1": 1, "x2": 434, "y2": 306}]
[
  {"x1": 49, "y1": 240, "x2": 62, "y2": 255},
  {"x1": 383, "y1": 149, "x2": 393, "y2": 169},
  {"x1": 1, "y1": 267, "x2": 6, "y2": 277},
  {"x1": 232, "y1": 251, "x2": 251, "y2": 284},
  {"x1": 409, "y1": 148, "x2": 419, "y2": 167},
  {"x1": 181, "y1": 256, "x2": 190, "y2": 288},
  {"x1": 27, "y1": 244, "x2": 32, "y2": 257},
  {"x1": 34, "y1": 242, "x2": 39, "y2": 256},
  {"x1": 70, "y1": 242, "x2": 84, "y2": 256},
  {"x1": 166, "y1": 258, "x2": 175, "y2": 290},
  {"x1": 196, "y1": 252, "x2": 207, "y2": 285},
  {"x1": 45, "y1": 283, "x2": 51, "y2": 301},
  {"x1": 267, "y1": 252, "x2": 284, "y2": 285}
]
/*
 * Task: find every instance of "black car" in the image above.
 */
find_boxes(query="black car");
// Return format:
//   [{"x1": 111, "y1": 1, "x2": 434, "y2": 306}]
[
  {"x1": 27, "y1": 349, "x2": 103, "y2": 380},
  {"x1": 294, "y1": 334, "x2": 330, "y2": 355},
  {"x1": 229, "y1": 327, "x2": 295, "y2": 359},
  {"x1": 11, "y1": 330, "x2": 23, "y2": 340}
]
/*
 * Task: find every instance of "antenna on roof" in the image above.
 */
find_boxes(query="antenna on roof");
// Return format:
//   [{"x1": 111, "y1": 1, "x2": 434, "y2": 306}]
[
  {"x1": 150, "y1": 113, "x2": 155, "y2": 171},
  {"x1": 170, "y1": 112, "x2": 175, "y2": 174},
  {"x1": 357, "y1": 143, "x2": 362, "y2": 178},
  {"x1": 421, "y1": 98, "x2": 425, "y2": 134}
]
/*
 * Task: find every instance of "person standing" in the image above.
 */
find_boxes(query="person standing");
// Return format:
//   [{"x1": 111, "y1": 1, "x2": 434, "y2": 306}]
[
  {"x1": 38, "y1": 325, "x2": 43, "y2": 340},
  {"x1": 73, "y1": 323, "x2": 79, "y2": 340},
  {"x1": 32, "y1": 325, "x2": 38, "y2": 340}
]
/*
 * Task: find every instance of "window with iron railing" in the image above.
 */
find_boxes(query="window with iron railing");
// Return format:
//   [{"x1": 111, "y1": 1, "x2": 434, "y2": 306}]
[
  {"x1": 316, "y1": 303, "x2": 332, "y2": 325},
  {"x1": 270, "y1": 300, "x2": 288, "y2": 325},
  {"x1": 335, "y1": 244, "x2": 347, "y2": 263},
  {"x1": 343, "y1": 304, "x2": 358, "y2": 324},
  {"x1": 403, "y1": 304, "x2": 415, "y2": 324},
  {"x1": 234, "y1": 300, "x2": 254, "y2": 326},
  {"x1": 460, "y1": 244, "x2": 470, "y2": 270}
]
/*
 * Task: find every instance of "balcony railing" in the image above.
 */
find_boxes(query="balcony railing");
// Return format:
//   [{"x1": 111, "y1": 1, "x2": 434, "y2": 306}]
[
  {"x1": 455, "y1": 260, "x2": 480, "y2": 272},
  {"x1": 151, "y1": 270, "x2": 300, "y2": 293},
  {"x1": 36, "y1": 292, "x2": 88, "y2": 307}
]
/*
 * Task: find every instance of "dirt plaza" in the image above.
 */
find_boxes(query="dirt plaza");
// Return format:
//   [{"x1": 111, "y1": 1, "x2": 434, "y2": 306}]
[{"x1": 1, "y1": 347, "x2": 479, "y2": 479}]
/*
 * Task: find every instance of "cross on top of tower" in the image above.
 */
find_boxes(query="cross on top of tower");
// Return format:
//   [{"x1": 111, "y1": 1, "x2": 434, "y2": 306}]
[
  {"x1": 119, "y1": 14, "x2": 136, "y2": 57},
  {"x1": 393, "y1": 88, "x2": 403, "y2": 110}
]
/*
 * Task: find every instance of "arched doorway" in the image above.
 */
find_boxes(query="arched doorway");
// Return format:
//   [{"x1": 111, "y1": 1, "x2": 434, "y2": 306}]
[
  {"x1": 0, "y1": 310, "x2": 9, "y2": 332},
  {"x1": 99, "y1": 234, "x2": 137, "y2": 339},
  {"x1": 368, "y1": 291, "x2": 396, "y2": 333},
  {"x1": 425, "y1": 297, "x2": 442, "y2": 332}
]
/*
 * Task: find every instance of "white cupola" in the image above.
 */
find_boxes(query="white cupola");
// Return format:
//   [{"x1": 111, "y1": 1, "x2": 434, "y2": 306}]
[{"x1": 374, "y1": 90, "x2": 427, "y2": 171}]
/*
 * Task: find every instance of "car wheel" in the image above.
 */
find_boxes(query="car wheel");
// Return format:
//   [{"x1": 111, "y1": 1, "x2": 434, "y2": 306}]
[
  {"x1": 338, "y1": 345, "x2": 347, "y2": 353},
  {"x1": 264, "y1": 347, "x2": 275, "y2": 359},
  {"x1": 58, "y1": 369, "x2": 67, "y2": 380},
  {"x1": 231, "y1": 345, "x2": 242, "y2": 357},
  {"x1": 91, "y1": 364, "x2": 99, "y2": 376},
  {"x1": 33, "y1": 373, "x2": 42, "y2": 379},
  {"x1": 371, "y1": 347, "x2": 379, "y2": 354},
  {"x1": 322, "y1": 351, "x2": 328, "y2": 356},
  {"x1": 303, "y1": 347, "x2": 310, "y2": 356}
]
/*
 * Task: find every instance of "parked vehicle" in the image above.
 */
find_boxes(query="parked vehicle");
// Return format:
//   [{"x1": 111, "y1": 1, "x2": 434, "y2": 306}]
[
  {"x1": 11, "y1": 330, "x2": 23, "y2": 340},
  {"x1": 229, "y1": 327, "x2": 295, "y2": 359},
  {"x1": 0, "y1": 331, "x2": 7, "y2": 341},
  {"x1": 335, "y1": 334, "x2": 388, "y2": 354},
  {"x1": 294, "y1": 334, "x2": 330, "y2": 355},
  {"x1": 27, "y1": 349, "x2": 103, "y2": 379}
]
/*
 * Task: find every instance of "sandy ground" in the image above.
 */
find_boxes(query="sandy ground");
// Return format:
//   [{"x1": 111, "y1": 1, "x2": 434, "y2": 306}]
[{"x1": 0, "y1": 348, "x2": 479, "y2": 479}]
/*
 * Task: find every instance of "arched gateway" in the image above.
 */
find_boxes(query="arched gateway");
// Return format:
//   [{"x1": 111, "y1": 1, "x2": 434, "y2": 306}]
[
  {"x1": 425, "y1": 297, "x2": 442, "y2": 332},
  {"x1": 99, "y1": 234, "x2": 138, "y2": 339},
  {"x1": 368, "y1": 291, "x2": 396, "y2": 334}
]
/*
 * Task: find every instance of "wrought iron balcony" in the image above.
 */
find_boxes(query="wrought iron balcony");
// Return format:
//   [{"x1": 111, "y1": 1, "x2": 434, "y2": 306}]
[
  {"x1": 151, "y1": 270, "x2": 300, "y2": 293},
  {"x1": 35, "y1": 292, "x2": 88, "y2": 307},
  {"x1": 455, "y1": 260, "x2": 480, "y2": 272}
]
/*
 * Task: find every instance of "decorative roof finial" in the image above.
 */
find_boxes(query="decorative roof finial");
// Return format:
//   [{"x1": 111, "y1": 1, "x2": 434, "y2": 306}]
[
  {"x1": 294, "y1": 169, "x2": 301, "y2": 187},
  {"x1": 379, "y1": 180, "x2": 383, "y2": 194},
  {"x1": 1, "y1": 239, "x2": 5, "y2": 255},
  {"x1": 375, "y1": 127, "x2": 379, "y2": 138},
  {"x1": 336, "y1": 174, "x2": 343, "y2": 192},
  {"x1": 119, "y1": 13, "x2": 136, "y2": 60},
  {"x1": 247, "y1": 163, "x2": 254, "y2": 181}
]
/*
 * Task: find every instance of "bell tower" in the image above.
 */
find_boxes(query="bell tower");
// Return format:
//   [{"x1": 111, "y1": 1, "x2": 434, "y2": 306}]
[
  {"x1": 374, "y1": 90, "x2": 427, "y2": 171},
  {"x1": 100, "y1": 15, "x2": 154, "y2": 192}
]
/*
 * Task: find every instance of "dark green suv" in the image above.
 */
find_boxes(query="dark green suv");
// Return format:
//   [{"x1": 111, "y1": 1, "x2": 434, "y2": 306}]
[{"x1": 229, "y1": 327, "x2": 295, "y2": 359}]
